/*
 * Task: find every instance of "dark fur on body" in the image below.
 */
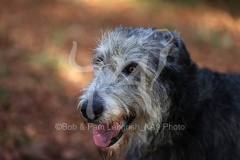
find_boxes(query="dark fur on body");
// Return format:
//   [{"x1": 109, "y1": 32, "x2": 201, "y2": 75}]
[{"x1": 126, "y1": 36, "x2": 240, "y2": 160}]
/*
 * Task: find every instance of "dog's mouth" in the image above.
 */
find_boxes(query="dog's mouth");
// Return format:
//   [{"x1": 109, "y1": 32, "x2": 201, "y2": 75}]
[{"x1": 92, "y1": 116, "x2": 135, "y2": 148}]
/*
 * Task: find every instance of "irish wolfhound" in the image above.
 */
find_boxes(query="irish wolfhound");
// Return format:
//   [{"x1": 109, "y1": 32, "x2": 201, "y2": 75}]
[{"x1": 79, "y1": 27, "x2": 240, "y2": 160}]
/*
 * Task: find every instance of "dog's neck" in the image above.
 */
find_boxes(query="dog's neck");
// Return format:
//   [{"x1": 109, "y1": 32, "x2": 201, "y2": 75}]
[{"x1": 126, "y1": 61, "x2": 200, "y2": 159}]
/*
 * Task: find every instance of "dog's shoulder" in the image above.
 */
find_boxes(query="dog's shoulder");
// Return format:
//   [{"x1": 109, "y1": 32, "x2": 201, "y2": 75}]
[{"x1": 197, "y1": 68, "x2": 240, "y2": 105}]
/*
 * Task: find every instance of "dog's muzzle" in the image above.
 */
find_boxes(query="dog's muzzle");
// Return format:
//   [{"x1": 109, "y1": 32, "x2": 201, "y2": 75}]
[{"x1": 80, "y1": 94, "x2": 135, "y2": 148}]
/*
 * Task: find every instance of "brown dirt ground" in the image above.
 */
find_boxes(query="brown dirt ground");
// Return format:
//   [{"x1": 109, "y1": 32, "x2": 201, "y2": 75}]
[{"x1": 0, "y1": 0, "x2": 240, "y2": 159}]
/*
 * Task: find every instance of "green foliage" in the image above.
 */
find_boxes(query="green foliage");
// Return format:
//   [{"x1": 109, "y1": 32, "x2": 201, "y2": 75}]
[
  {"x1": 192, "y1": 29, "x2": 208, "y2": 44},
  {"x1": 51, "y1": 28, "x2": 66, "y2": 45},
  {"x1": 210, "y1": 32, "x2": 221, "y2": 49},
  {"x1": 28, "y1": 52, "x2": 60, "y2": 73},
  {"x1": 177, "y1": 0, "x2": 198, "y2": 6},
  {"x1": 0, "y1": 67, "x2": 11, "y2": 78},
  {"x1": 162, "y1": 23, "x2": 176, "y2": 32},
  {"x1": 192, "y1": 29, "x2": 233, "y2": 49},
  {"x1": 0, "y1": 90, "x2": 11, "y2": 105}
]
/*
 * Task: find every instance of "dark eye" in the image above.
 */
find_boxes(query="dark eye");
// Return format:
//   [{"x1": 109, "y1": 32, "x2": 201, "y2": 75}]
[
  {"x1": 123, "y1": 63, "x2": 138, "y2": 74},
  {"x1": 128, "y1": 66, "x2": 136, "y2": 73}
]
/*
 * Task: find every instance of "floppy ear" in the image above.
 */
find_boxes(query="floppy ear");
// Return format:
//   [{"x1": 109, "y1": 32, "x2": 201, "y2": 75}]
[{"x1": 171, "y1": 31, "x2": 192, "y2": 68}]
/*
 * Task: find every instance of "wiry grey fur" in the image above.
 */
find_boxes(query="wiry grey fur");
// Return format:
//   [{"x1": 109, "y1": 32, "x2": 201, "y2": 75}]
[
  {"x1": 79, "y1": 27, "x2": 176, "y2": 158},
  {"x1": 79, "y1": 27, "x2": 240, "y2": 160}
]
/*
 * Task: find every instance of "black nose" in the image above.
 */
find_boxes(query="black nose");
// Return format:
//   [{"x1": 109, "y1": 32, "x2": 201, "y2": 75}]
[{"x1": 81, "y1": 97, "x2": 104, "y2": 121}]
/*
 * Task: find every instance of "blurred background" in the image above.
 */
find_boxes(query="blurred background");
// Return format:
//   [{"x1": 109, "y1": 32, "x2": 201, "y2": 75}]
[{"x1": 0, "y1": 0, "x2": 240, "y2": 159}]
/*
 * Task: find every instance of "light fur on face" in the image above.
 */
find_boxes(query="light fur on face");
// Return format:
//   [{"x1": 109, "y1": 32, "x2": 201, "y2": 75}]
[{"x1": 79, "y1": 27, "x2": 179, "y2": 159}]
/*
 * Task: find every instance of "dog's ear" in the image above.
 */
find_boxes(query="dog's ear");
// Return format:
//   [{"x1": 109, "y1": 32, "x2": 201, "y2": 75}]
[{"x1": 171, "y1": 31, "x2": 192, "y2": 68}]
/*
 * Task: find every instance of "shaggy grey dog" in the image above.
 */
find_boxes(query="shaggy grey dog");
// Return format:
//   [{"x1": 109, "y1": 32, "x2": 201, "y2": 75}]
[{"x1": 79, "y1": 27, "x2": 240, "y2": 160}]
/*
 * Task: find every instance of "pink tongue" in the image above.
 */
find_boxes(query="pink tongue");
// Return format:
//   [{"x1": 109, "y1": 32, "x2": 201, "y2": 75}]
[{"x1": 93, "y1": 121, "x2": 122, "y2": 148}]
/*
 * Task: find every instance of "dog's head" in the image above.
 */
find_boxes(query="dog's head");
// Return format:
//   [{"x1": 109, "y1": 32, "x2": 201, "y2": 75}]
[{"x1": 79, "y1": 27, "x2": 194, "y2": 158}]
